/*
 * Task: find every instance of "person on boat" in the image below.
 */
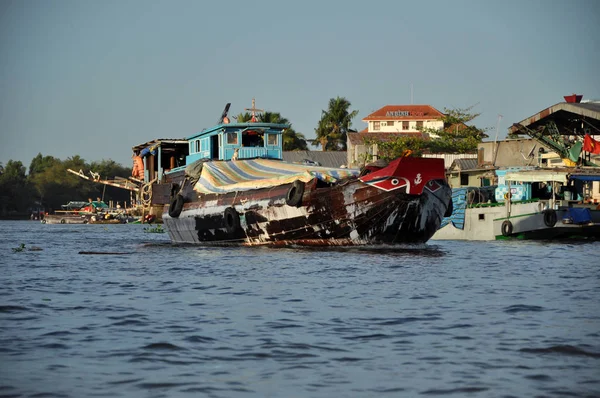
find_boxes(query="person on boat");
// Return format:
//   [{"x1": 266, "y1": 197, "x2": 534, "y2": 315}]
[{"x1": 132, "y1": 152, "x2": 144, "y2": 179}]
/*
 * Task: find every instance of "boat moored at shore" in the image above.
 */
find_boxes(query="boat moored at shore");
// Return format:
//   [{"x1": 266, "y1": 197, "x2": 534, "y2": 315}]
[{"x1": 433, "y1": 167, "x2": 600, "y2": 240}]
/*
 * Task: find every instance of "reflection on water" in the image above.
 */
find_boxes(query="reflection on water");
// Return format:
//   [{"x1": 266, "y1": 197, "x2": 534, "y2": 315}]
[{"x1": 0, "y1": 220, "x2": 599, "y2": 397}]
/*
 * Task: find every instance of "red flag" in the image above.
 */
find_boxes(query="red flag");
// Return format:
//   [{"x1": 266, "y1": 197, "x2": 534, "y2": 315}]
[{"x1": 583, "y1": 134, "x2": 600, "y2": 154}]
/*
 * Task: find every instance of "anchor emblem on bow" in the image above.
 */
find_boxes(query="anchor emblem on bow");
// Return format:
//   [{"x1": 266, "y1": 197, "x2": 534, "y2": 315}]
[{"x1": 414, "y1": 173, "x2": 422, "y2": 185}]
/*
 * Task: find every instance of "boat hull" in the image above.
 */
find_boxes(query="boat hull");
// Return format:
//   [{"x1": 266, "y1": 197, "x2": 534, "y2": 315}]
[
  {"x1": 163, "y1": 177, "x2": 451, "y2": 246},
  {"x1": 42, "y1": 214, "x2": 89, "y2": 224},
  {"x1": 433, "y1": 201, "x2": 600, "y2": 240},
  {"x1": 41, "y1": 214, "x2": 136, "y2": 225}
]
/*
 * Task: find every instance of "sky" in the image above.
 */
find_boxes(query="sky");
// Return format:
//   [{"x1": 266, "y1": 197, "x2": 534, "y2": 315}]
[{"x1": 1, "y1": 0, "x2": 599, "y2": 170}]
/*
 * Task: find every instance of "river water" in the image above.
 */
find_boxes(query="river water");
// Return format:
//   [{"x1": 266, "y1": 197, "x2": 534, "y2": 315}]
[{"x1": 0, "y1": 220, "x2": 599, "y2": 398}]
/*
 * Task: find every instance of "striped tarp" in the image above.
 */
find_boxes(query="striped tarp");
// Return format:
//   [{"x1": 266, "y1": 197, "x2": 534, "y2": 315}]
[
  {"x1": 439, "y1": 188, "x2": 467, "y2": 230},
  {"x1": 193, "y1": 159, "x2": 360, "y2": 194}
]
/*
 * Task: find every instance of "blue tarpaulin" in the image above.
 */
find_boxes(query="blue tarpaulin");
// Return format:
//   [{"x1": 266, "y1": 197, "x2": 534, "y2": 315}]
[
  {"x1": 566, "y1": 208, "x2": 592, "y2": 224},
  {"x1": 570, "y1": 175, "x2": 600, "y2": 182}
]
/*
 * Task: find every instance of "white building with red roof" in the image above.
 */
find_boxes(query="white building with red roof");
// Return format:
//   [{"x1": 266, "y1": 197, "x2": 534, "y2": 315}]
[
  {"x1": 347, "y1": 104, "x2": 445, "y2": 168},
  {"x1": 361, "y1": 104, "x2": 445, "y2": 134}
]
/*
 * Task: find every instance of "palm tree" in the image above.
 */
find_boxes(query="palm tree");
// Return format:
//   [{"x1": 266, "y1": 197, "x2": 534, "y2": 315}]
[
  {"x1": 314, "y1": 97, "x2": 358, "y2": 151},
  {"x1": 233, "y1": 112, "x2": 253, "y2": 122},
  {"x1": 259, "y1": 111, "x2": 287, "y2": 124}
]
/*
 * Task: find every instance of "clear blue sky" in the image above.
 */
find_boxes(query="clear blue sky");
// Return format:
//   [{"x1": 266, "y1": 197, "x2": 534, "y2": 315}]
[{"x1": 1, "y1": 0, "x2": 599, "y2": 169}]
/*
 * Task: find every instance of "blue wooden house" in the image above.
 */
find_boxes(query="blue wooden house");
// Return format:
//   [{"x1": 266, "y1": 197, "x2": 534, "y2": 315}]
[{"x1": 185, "y1": 122, "x2": 289, "y2": 165}]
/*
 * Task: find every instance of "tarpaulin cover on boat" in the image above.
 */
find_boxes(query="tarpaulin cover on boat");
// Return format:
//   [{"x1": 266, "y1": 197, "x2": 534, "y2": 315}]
[
  {"x1": 565, "y1": 208, "x2": 592, "y2": 224},
  {"x1": 193, "y1": 159, "x2": 360, "y2": 194},
  {"x1": 439, "y1": 188, "x2": 467, "y2": 230}
]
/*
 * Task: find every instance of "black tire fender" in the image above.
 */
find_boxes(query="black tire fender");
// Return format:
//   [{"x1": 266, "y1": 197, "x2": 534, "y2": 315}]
[
  {"x1": 60, "y1": 219, "x2": 66, "y2": 224},
  {"x1": 543, "y1": 209, "x2": 557, "y2": 227},
  {"x1": 501, "y1": 220, "x2": 513, "y2": 237},
  {"x1": 168, "y1": 194, "x2": 184, "y2": 218},
  {"x1": 286, "y1": 180, "x2": 305, "y2": 207},
  {"x1": 224, "y1": 207, "x2": 240, "y2": 234}
]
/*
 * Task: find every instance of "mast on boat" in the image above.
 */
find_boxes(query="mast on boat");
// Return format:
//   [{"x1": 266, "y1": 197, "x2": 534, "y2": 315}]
[{"x1": 245, "y1": 98, "x2": 264, "y2": 122}]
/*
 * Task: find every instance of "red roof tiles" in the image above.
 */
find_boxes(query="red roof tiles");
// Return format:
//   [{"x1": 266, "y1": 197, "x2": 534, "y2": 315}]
[{"x1": 362, "y1": 105, "x2": 444, "y2": 121}]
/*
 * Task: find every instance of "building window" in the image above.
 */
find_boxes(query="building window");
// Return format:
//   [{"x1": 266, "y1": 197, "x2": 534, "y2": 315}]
[
  {"x1": 373, "y1": 121, "x2": 380, "y2": 131},
  {"x1": 416, "y1": 121, "x2": 423, "y2": 130},
  {"x1": 267, "y1": 134, "x2": 278, "y2": 146},
  {"x1": 387, "y1": 121, "x2": 394, "y2": 127},
  {"x1": 402, "y1": 121, "x2": 409, "y2": 130},
  {"x1": 226, "y1": 132, "x2": 238, "y2": 145},
  {"x1": 478, "y1": 213, "x2": 485, "y2": 220},
  {"x1": 460, "y1": 173, "x2": 469, "y2": 186},
  {"x1": 195, "y1": 140, "x2": 200, "y2": 153},
  {"x1": 242, "y1": 131, "x2": 264, "y2": 147}
]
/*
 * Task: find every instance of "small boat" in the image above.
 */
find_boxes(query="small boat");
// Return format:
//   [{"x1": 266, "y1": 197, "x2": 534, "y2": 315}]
[
  {"x1": 42, "y1": 214, "x2": 90, "y2": 224},
  {"x1": 42, "y1": 200, "x2": 138, "y2": 224},
  {"x1": 433, "y1": 167, "x2": 600, "y2": 240},
  {"x1": 151, "y1": 102, "x2": 452, "y2": 246}
]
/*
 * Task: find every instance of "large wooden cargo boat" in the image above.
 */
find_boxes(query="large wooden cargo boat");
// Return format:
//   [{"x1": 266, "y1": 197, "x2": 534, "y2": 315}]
[{"x1": 141, "y1": 102, "x2": 452, "y2": 246}]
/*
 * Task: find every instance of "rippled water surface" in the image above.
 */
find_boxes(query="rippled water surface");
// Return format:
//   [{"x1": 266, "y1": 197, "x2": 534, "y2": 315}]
[{"x1": 1, "y1": 220, "x2": 599, "y2": 397}]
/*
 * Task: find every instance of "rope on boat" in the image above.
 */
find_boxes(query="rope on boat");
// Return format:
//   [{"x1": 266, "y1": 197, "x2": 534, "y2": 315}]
[{"x1": 140, "y1": 178, "x2": 157, "y2": 210}]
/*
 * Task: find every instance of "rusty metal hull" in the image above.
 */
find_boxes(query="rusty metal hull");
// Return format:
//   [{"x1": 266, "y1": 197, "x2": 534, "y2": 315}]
[{"x1": 163, "y1": 177, "x2": 451, "y2": 247}]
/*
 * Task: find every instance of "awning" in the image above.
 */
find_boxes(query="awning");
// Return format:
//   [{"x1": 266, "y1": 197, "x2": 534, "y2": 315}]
[
  {"x1": 570, "y1": 174, "x2": 600, "y2": 182},
  {"x1": 504, "y1": 171, "x2": 568, "y2": 184}
]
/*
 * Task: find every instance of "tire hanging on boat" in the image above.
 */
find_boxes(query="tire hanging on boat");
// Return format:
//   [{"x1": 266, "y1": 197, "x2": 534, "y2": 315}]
[
  {"x1": 543, "y1": 209, "x2": 557, "y2": 227},
  {"x1": 168, "y1": 194, "x2": 184, "y2": 218},
  {"x1": 60, "y1": 219, "x2": 66, "y2": 224},
  {"x1": 501, "y1": 220, "x2": 513, "y2": 236},
  {"x1": 224, "y1": 207, "x2": 240, "y2": 234},
  {"x1": 286, "y1": 180, "x2": 305, "y2": 207}
]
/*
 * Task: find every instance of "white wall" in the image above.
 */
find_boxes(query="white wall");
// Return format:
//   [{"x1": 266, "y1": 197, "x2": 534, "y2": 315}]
[{"x1": 368, "y1": 119, "x2": 443, "y2": 133}]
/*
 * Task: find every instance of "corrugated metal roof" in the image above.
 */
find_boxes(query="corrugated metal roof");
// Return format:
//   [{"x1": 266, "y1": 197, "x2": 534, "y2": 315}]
[
  {"x1": 283, "y1": 151, "x2": 348, "y2": 168},
  {"x1": 509, "y1": 102, "x2": 600, "y2": 135},
  {"x1": 452, "y1": 158, "x2": 479, "y2": 171},
  {"x1": 132, "y1": 139, "x2": 188, "y2": 152}
]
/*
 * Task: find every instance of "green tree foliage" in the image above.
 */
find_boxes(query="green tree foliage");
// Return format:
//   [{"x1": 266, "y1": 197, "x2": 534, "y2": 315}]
[
  {"x1": 365, "y1": 136, "x2": 429, "y2": 160},
  {"x1": 0, "y1": 160, "x2": 33, "y2": 216},
  {"x1": 422, "y1": 106, "x2": 488, "y2": 154},
  {"x1": 314, "y1": 97, "x2": 359, "y2": 151},
  {"x1": 28, "y1": 157, "x2": 77, "y2": 211},
  {"x1": 234, "y1": 112, "x2": 253, "y2": 122},
  {"x1": 29, "y1": 153, "x2": 59, "y2": 176},
  {"x1": 367, "y1": 106, "x2": 488, "y2": 161}
]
